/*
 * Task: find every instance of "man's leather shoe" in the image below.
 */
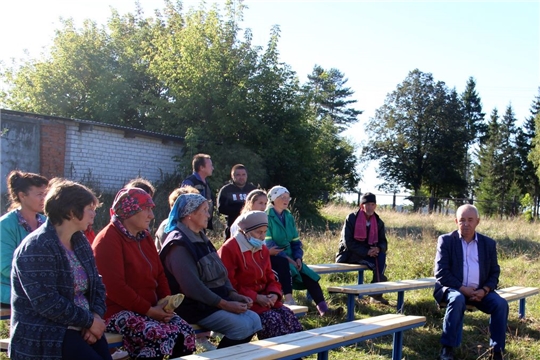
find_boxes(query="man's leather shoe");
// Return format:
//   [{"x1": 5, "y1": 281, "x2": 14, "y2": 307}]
[
  {"x1": 438, "y1": 346, "x2": 454, "y2": 360},
  {"x1": 491, "y1": 349, "x2": 504, "y2": 360}
]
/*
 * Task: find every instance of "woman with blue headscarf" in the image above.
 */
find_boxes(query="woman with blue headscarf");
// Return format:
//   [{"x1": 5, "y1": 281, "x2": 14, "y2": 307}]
[{"x1": 159, "y1": 193, "x2": 262, "y2": 349}]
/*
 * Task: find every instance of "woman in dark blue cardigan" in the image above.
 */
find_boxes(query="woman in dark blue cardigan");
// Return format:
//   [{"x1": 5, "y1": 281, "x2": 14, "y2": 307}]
[{"x1": 10, "y1": 178, "x2": 111, "y2": 360}]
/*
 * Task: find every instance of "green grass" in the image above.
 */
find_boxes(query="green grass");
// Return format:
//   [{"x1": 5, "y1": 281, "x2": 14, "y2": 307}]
[{"x1": 2, "y1": 205, "x2": 539, "y2": 359}]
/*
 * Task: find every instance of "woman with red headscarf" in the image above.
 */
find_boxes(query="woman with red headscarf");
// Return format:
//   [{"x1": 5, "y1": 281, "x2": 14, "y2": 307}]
[{"x1": 93, "y1": 188, "x2": 195, "y2": 360}]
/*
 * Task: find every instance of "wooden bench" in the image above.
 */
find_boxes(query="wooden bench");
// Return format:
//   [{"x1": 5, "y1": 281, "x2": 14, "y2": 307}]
[
  {"x1": 309, "y1": 263, "x2": 368, "y2": 284},
  {"x1": 190, "y1": 304, "x2": 308, "y2": 334},
  {"x1": 328, "y1": 277, "x2": 437, "y2": 321},
  {"x1": 440, "y1": 286, "x2": 539, "y2": 319},
  {"x1": 0, "y1": 332, "x2": 123, "y2": 352},
  {"x1": 177, "y1": 313, "x2": 426, "y2": 360}
]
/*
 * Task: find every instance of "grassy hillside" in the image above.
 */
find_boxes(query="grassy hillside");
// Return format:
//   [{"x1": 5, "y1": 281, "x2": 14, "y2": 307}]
[{"x1": 1, "y1": 204, "x2": 538, "y2": 359}]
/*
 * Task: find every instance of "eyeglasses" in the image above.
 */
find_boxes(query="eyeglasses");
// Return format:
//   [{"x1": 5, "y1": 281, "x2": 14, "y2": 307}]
[{"x1": 278, "y1": 195, "x2": 292, "y2": 201}]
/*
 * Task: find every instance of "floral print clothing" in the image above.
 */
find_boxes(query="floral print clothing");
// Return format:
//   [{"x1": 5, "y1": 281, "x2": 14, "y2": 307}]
[
  {"x1": 64, "y1": 247, "x2": 90, "y2": 310},
  {"x1": 106, "y1": 310, "x2": 195, "y2": 358},
  {"x1": 15, "y1": 209, "x2": 45, "y2": 233},
  {"x1": 257, "y1": 306, "x2": 303, "y2": 339}
]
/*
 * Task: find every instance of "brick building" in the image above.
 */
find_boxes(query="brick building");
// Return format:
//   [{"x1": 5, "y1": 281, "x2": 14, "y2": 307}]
[{"x1": 0, "y1": 109, "x2": 184, "y2": 206}]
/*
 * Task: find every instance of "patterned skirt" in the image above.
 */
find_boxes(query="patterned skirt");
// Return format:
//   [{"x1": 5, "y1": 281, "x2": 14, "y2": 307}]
[
  {"x1": 257, "y1": 306, "x2": 303, "y2": 340},
  {"x1": 106, "y1": 310, "x2": 196, "y2": 358}
]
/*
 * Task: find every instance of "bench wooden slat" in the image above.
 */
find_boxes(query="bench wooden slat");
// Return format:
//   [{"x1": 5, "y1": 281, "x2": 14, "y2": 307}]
[
  {"x1": 328, "y1": 277, "x2": 436, "y2": 295},
  {"x1": 178, "y1": 314, "x2": 426, "y2": 360},
  {"x1": 308, "y1": 263, "x2": 368, "y2": 274}
]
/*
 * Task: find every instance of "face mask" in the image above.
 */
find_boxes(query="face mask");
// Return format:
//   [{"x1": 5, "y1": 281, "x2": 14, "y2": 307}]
[{"x1": 247, "y1": 236, "x2": 264, "y2": 250}]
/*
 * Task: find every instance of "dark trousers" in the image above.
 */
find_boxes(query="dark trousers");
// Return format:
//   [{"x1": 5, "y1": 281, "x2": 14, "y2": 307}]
[
  {"x1": 62, "y1": 329, "x2": 112, "y2": 360},
  {"x1": 270, "y1": 255, "x2": 293, "y2": 294},
  {"x1": 301, "y1": 273, "x2": 325, "y2": 304}
]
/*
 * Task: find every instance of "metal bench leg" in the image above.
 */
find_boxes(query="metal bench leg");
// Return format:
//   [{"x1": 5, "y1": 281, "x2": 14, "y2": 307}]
[
  {"x1": 519, "y1": 298, "x2": 526, "y2": 319},
  {"x1": 317, "y1": 350, "x2": 329, "y2": 360},
  {"x1": 357, "y1": 270, "x2": 365, "y2": 300},
  {"x1": 347, "y1": 294, "x2": 356, "y2": 321},
  {"x1": 392, "y1": 330, "x2": 404, "y2": 360},
  {"x1": 397, "y1": 291, "x2": 405, "y2": 313}
]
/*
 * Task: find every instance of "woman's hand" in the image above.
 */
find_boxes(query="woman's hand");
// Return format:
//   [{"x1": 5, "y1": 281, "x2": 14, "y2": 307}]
[
  {"x1": 86, "y1": 313, "x2": 106, "y2": 341},
  {"x1": 295, "y1": 258, "x2": 302, "y2": 271},
  {"x1": 146, "y1": 304, "x2": 175, "y2": 323},
  {"x1": 256, "y1": 294, "x2": 277, "y2": 308},
  {"x1": 81, "y1": 328, "x2": 98, "y2": 344},
  {"x1": 268, "y1": 246, "x2": 283, "y2": 256}
]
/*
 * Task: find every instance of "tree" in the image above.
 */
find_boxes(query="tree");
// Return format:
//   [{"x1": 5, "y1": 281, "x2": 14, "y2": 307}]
[
  {"x1": 474, "y1": 109, "x2": 502, "y2": 216},
  {"x1": 305, "y1": 65, "x2": 362, "y2": 131},
  {"x1": 460, "y1": 77, "x2": 486, "y2": 198},
  {"x1": 518, "y1": 88, "x2": 540, "y2": 217},
  {"x1": 475, "y1": 106, "x2": 522, "y2": 216},
  {"x1": 362, "y1": 69, "x2": 468, "y2": 211},
  {"x1": 0, "y1": 0, "x2": 359, "y2": 214}
]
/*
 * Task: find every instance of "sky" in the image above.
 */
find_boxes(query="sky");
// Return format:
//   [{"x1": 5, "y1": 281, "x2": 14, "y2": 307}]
[{"x1": 1, "y1": 0, "x2": 539, "y2": 204}]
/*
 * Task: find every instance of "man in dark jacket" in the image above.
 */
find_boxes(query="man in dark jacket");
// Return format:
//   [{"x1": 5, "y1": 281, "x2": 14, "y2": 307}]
[
  {"x1": 217, "y1": 164, "x2": 256, "y2": 239},
  {"x1": 335, "y1": 192, "x2": 389, "y2": 304},
  {"x1": 181, "y1": 153, "x2": 215, "y2": 230},
  {"x1": 433, "y1": 204, "x2": 507, "y2": 360}
]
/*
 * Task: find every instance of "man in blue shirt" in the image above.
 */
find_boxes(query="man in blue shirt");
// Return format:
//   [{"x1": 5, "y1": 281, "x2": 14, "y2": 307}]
[{"x1": 181, "y1": 153, "x2": 215, "y2": 230}]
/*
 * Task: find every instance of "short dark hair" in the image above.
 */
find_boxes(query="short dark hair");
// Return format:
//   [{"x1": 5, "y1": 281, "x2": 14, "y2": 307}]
[
  {"x1": 125, "y1": 177, "x2": 156, "y2": 197},
  {"x1": 192, "y1": 154, "x2": 211, "y2": 173},
  {"x1": 7, "y1": 170, "x2": 49, "y2": 211},
  {"x1": 45, "y1": 178, "x2": 99, "y2": 226},
  {"x1": 231, "y1": 164, "x2": 246, "y2": 174}
]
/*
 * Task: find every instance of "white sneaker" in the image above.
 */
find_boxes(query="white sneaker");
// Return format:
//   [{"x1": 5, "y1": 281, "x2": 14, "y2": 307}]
[{"x1": 111, "y1": 349, "x2": 129, "y2": 360}]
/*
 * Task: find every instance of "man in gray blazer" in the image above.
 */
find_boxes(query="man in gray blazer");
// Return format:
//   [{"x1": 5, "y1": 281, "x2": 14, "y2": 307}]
[{"x1": 434, "y1": 204, "x2": 508, "y2": 360}]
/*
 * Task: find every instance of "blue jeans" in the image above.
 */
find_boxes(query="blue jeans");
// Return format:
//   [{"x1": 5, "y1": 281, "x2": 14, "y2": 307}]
[
  {"x1": 441, "y1": 288, "x2": 508, "y2": 351},
  {"x1": 197, "y1": 309, "x2": 262, "y2": 340}
]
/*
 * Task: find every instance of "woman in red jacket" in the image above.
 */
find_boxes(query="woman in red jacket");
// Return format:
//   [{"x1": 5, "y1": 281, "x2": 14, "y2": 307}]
[
  {"x1": 93, "y1": 188, "x2": 195, "y2": 360},
  {"x1": 218, "y1": 211, "x2": 302, "y2": 339}
]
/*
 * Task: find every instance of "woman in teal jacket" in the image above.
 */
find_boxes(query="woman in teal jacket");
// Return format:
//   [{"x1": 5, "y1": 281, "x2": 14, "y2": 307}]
[
  {"x1": 265, "y1": 186, "x2": 343, "y2": 317},
  {"x1": 0, "y1": 170, "x2": 48, "y2": 307}
]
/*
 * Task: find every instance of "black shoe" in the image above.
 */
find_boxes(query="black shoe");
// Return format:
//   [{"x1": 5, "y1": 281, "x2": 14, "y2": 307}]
[
  {"x1": 491, "y1": 349, "x2": 504, "y2": 360},
  {"x1": 322, "y1": 306, "x2": 344, "y2": 318},
  {"x1": 369, "y1": 294, "x2": 390, "y2": 305},
  {"x1": 438, "y1": 346, "x2": 454, "y2": 360}
]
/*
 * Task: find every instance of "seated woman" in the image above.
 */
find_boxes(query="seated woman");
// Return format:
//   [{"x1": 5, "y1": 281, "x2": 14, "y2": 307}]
[
  {"x1": 93, "y1": 188, "x2": 195, "y2": 360},
  {"x1": 218, "y1": 211, "x2": 303, "y2": 339},
  {"x1": 230, "y1": 190, "x2": 295, "y2": 305},
  {"x1": 1, "y1": 170, "x2": 48, "y2": 308},
  {"x1": 265, "y1": 186, "x2": 343, "y2": 317},
  {"x1": 159, "y1": 193, "x2": 262, "y2": 349},
  {"x1": 10, "y1": 178, "x2": 111, "y2": 360}
]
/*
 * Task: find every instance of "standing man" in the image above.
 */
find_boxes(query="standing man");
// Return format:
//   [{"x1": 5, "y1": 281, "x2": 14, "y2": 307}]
[
  {"x1": 335, "y1": 192, "x2": 389, "y2": 304},
  {"x1": 433, "y1": 204, "x2": 508, "y2": 360},
  {"x1": 217, "y1": 164, "x2": 257, "y2": 239},
  {"x1": 181, "y1": 153, "x2": 215, "y2": 230}
]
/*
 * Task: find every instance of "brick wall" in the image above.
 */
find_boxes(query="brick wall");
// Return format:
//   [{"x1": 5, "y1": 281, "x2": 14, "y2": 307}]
[
  {"x1": 64, "y1": 123, "x2": 182, "y2": 192},
  {"x1": 40, "y1": 122, "x2": 66, "y2": 180}
]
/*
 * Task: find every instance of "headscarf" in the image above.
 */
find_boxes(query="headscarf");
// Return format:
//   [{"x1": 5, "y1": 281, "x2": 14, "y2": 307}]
[
  {"x1": 268, "y1": 186, "x2": 289, "y2": 203},
  {"x1": 165, "y1": 193, "x2": 207, "y2": 233},
  {"x1": 237, "y1": 211, "x2": 268, "y2": 233},
  {"x1": 110, "y1": 187, "x2": 155, "y2": 220}
]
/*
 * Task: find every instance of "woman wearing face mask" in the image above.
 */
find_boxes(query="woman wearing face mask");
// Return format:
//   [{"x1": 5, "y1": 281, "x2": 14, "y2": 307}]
[
  {"x1": 230, "y1": 190, "x2": 295, "y2": 305},
  {"x1": 218, "y1": 211, "x2": 302, "y2": 339}
]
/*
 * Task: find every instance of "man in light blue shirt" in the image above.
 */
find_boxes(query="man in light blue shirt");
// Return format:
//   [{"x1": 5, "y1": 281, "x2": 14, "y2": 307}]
[{"x1": 433, "y1": 204, "x2": 508, "y2": 360}]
